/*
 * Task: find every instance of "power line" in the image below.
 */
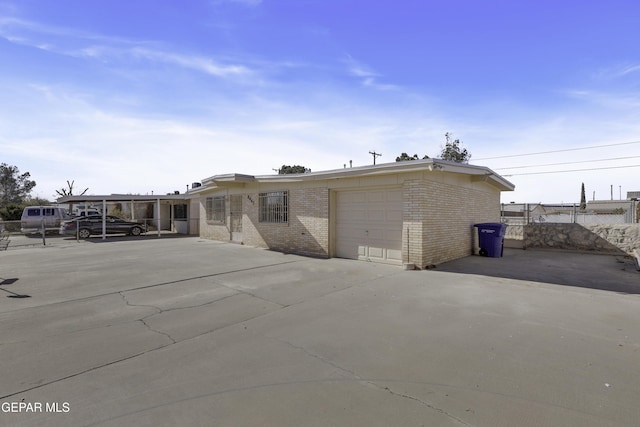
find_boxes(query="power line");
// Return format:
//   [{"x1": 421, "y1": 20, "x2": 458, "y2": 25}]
[
  {"x1": 369, "y1": 150, "x2": 382, "y2": 165},
  {"x1": 502, "y1": 164, "x2": 640, "y2": 177},
  {"x1": 494, "y1": 155, "x2": 640, "y2": 171},
  {"x1": 475, "y1": 140, "x2": 640, "y2": 161}
]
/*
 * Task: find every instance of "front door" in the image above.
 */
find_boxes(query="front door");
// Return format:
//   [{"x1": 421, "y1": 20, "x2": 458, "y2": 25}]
[{"x1": 230, "y1": 195, "x2": 243, "y2": 242}]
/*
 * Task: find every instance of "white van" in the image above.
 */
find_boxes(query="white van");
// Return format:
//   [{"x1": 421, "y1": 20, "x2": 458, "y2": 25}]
[
  {"x1": 72, "y1": 206, "x2": 102, "y2": 217},
  {"x1": 21, "y1": 206, "x2": 72, "y2": 235}
]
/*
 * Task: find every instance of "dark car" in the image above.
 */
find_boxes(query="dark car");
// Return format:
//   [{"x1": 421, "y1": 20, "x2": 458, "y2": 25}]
[{"x1": 60, "y1": 215, "x2": 147, "y2": 239}]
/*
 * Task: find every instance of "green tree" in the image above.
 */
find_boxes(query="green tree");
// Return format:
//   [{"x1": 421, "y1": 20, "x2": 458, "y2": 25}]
[
  {"x1": 396, "y1": 153, "x2": 418, "y2": 161},
  {"x1": 395, "y1": 153, "x2": 430, "y2": 161},
  {"x1": 439, "y1": 132, "x2": 471, "y2": 163},
  {"x1": 27, "y1": 196, "x2": 52, "y2": 205},
  {"x1": 0, "y1": 203, "x2": 24, "y2": 221},
  {"x1": 580, "y1": 182, "x2": 586, "y2": 210},
  {"x1": 278, "y1": 165, "x2": 311, "y2": 174},
  {"x1": 0, "y1": 163, "x2": 36, "y2": 206}
]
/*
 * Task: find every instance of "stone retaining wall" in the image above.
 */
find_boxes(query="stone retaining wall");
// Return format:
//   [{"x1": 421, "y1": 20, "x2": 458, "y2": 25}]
[{"x1": 519, "y1": 223, "x2": 640, "y2": 254}]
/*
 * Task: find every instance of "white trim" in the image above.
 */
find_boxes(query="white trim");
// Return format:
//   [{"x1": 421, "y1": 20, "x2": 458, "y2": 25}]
[{"x1": 197, "y1": 159, "x2": 515, "y2": 192}]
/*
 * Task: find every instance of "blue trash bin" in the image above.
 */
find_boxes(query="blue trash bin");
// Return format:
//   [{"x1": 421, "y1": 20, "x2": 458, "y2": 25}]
[{"x1": 475, "y1": 223, "x2": 507, "y2": 257}]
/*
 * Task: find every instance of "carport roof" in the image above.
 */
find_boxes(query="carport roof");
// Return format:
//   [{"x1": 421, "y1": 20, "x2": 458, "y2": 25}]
[
  {"x1": 196, "y1": 159, "x2": 515, "y2": 192},
  {"x1": 57, "y1": 194, "x2": 192, "y2": 204}
]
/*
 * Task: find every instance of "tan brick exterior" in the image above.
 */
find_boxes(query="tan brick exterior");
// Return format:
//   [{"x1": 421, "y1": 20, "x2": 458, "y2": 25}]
[
  {"x1": 198, "y1": 166, "x2": 507, "y2": 266},
  {"x1": 403, "y1": 178, "x2": 499, "y2": 267},
  {"x1": 243, "y1": 187, "x2": 329, "y2": 257},
  {"x1": 199, "y1": 186, "x2": 329, "y2": 258}
]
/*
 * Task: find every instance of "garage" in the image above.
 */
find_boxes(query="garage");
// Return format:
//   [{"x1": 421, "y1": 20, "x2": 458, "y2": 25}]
[
  {"x1": 195, "y1": 159, "x2": 514, "y2": 267},
  {"x1": 335, "y1": 188, "x2": 403, "y2": 264}
]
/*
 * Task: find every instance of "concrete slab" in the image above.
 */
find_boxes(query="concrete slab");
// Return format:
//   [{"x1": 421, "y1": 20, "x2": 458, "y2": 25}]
[
  {"x1": 438, "y1": 248, "x2": 640, "y2": 294},
  {"x1": 1, "y1": 238, "x2": 639, "y2": 426}
]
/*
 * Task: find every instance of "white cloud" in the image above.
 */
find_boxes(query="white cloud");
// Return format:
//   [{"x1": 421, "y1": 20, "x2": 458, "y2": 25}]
[
  {"x1": 595, "y1": 63, "x2": 640, "y2": 80},
  {"x1": 0, "y1": 15, "x2": 254, "y2": 80},
  {"x1": 129, "y1": 47, "x2": 252, "y2": 78},
  {"x1": 210, "y1": 0, "x2": 263, "y2": 6},
  {"x1": 565, "y1": 89, "x2": 640, "y2": 109},
  {"x1": 343, "y1": 54, "x2": 399, "y2": 91}
]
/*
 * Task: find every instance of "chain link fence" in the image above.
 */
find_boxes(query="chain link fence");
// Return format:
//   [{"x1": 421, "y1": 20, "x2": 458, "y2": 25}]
[{"x1": 502, "y1": 201, "x2": 639, "y2": 225}]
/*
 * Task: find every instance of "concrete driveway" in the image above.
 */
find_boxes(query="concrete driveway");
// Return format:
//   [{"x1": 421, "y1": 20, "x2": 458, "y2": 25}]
[{"x1": 1, "y1": 237, "x2": 639, "y2": 426}]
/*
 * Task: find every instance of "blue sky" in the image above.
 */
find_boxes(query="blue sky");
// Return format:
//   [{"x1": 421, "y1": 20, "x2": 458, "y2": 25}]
[{"x1": 1, "y1": 0, "x2": 639, "y2": 203}]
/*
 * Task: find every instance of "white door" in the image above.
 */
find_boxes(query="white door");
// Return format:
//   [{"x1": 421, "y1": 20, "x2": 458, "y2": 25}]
[{"x1": 335, "y1": 189, "x2": 403, "y2": 264}]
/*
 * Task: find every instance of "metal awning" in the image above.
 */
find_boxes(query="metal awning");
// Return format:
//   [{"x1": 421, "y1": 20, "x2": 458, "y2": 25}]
[{"x1": 57, "y1": 194, "x2": 193, "y2": 239}]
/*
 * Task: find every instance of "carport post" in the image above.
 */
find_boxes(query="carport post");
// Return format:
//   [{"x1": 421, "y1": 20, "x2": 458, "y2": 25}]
[
  {"x1": 157, "y1": 198, "x2": 161, "y2": 237},
  {"x1": 102, "y1": 199, "x2": 106, "y2": 240}
]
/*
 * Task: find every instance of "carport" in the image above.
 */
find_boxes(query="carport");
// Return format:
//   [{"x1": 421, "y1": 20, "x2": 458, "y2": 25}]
[{"x1": 57, "y1": 194, "x2": 197, "y2": 239}]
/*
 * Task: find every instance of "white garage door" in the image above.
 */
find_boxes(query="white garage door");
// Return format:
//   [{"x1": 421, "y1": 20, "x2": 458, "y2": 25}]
[{"x1": 335, "y1": 188, "x2": 403, "y2": 265}]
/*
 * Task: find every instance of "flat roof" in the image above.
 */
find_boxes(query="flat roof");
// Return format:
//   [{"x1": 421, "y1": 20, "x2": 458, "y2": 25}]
[
  {"x1": 57, "y1": 194, "x2": 192, "y2": 203},
  {"x1": 196, "y1": 159, "x2": 515, "y2": 192}
]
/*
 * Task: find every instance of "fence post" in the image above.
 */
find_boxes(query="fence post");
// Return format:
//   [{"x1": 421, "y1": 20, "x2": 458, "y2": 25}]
[{"x1": 40, "y1": 218, "x2": 46, "y2": 246}]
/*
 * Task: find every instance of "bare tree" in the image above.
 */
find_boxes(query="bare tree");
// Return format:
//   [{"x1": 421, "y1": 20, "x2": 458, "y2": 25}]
[{"x1": 56, "y1": 180, "x2": 88, "y2": 198}]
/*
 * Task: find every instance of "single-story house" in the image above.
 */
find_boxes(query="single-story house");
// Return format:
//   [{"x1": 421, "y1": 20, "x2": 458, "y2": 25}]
[{"x1": 190, "y1": 159, "x2": 514, "y2": 268}]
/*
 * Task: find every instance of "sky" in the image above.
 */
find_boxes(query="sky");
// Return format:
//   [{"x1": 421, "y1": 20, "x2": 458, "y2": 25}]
[{"x1": 1, "y1": 0, "x2": 640, "y2": 204}]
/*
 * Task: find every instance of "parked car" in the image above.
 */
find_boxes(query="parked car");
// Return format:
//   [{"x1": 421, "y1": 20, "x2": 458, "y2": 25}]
[
  {"x1": 21, "y1": 206, "x2": 72, "y2": 235},
  {"x1": 60, "y1": 216, "x2": 147, "y2": 238}
]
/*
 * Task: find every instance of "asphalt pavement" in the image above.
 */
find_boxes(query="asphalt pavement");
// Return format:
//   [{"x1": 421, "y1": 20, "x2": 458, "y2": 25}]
[{"x1": 1, "y1": 236, "x2": 639, "y2": 426}]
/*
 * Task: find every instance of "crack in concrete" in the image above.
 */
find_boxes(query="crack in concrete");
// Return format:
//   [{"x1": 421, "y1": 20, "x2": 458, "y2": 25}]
[
  {"x1": 139, "y1": 318, "x2": 176, "y2": 344},
  {"x1": 266, "y1": 335, "x2": 470, "y2": 426},
  {"x1": 0, "y1": 259, "x2": 303, "y2": 316},
  {"x1": 209, "y1": 278, "x2": 288, "y2": 308},
  {"x1": 117, "y1": 292, "x2": 176, "y2": 344},
  {"x1": 0, "y1": 305, "x2": 288, "y2": 401},
  {"x1": 266, "y1": 335, "x2": 363, "y2": 380},
  {"x1": 380, "y1": 385, "x2": 471, "y2": 426},
  {"x1": 0, "y1": 342, "x2": 174, "y2": 400}
]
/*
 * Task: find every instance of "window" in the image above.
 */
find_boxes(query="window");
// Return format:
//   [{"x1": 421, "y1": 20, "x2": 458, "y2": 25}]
[
  {"x1": 206, "y1": 196, "x2": 225, "y2": 223},
  {"x1": 27, "y1": 208, "x2": 40, "y2": 216},
  {"x1": 173, "y1": 204, "x2": 187, "y2": 219},
  {"x1": 259, "y1": 191, "x2": 288, "y2": 223}
]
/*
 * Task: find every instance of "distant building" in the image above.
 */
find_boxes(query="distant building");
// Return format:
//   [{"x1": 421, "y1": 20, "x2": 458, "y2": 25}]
[{"x1": 627, "y1": 191, "x2": 640, "y2": 200}]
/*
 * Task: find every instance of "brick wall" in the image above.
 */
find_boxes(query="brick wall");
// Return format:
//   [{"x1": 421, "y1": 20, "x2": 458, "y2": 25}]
[
  {"x1": 243, "y1": 187, "x2": 329, "y2": 258},
  {"x1": 404, "y1": 177, "x2": 500, "y2": 268},
  {"x1": 198, "y1": 195, "x2": 230, "y2": 241},
  {"x1": 199, "y1": 171, "x2": 503, "y2": 266}
]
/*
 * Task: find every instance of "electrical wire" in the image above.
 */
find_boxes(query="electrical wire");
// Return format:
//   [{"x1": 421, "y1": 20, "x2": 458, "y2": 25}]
[
  {"x1": 475, "y1": 140, "x2": 640, "y2": 161},
  {"x1": 494, "y1": 155, "x2": 640, "y2": 171},
  {"x1": 501, "y1": 164, "x2": 640, "y2": 177}
]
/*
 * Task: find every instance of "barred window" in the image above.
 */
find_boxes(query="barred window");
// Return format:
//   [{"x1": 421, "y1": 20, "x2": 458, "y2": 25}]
[
  {"x1": 205, "y1": 196, "x2": 225, "y2": 223},
  {"x1": 173, "y1": 204, "x2": 187, "y2": 219},
  {"x1": 259, "y1": 191, "x2": 288, "y2": 223}
]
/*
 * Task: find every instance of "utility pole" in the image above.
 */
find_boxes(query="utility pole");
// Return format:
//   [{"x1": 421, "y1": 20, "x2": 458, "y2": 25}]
[{"x1": 369, "y1": 151, "x2": 382, "y2": 165}]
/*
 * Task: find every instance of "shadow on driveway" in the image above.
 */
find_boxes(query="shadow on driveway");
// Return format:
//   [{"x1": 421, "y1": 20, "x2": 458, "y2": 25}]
[{"x1": 437, "y1": 248, "x2": 640, "y2": 295}]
